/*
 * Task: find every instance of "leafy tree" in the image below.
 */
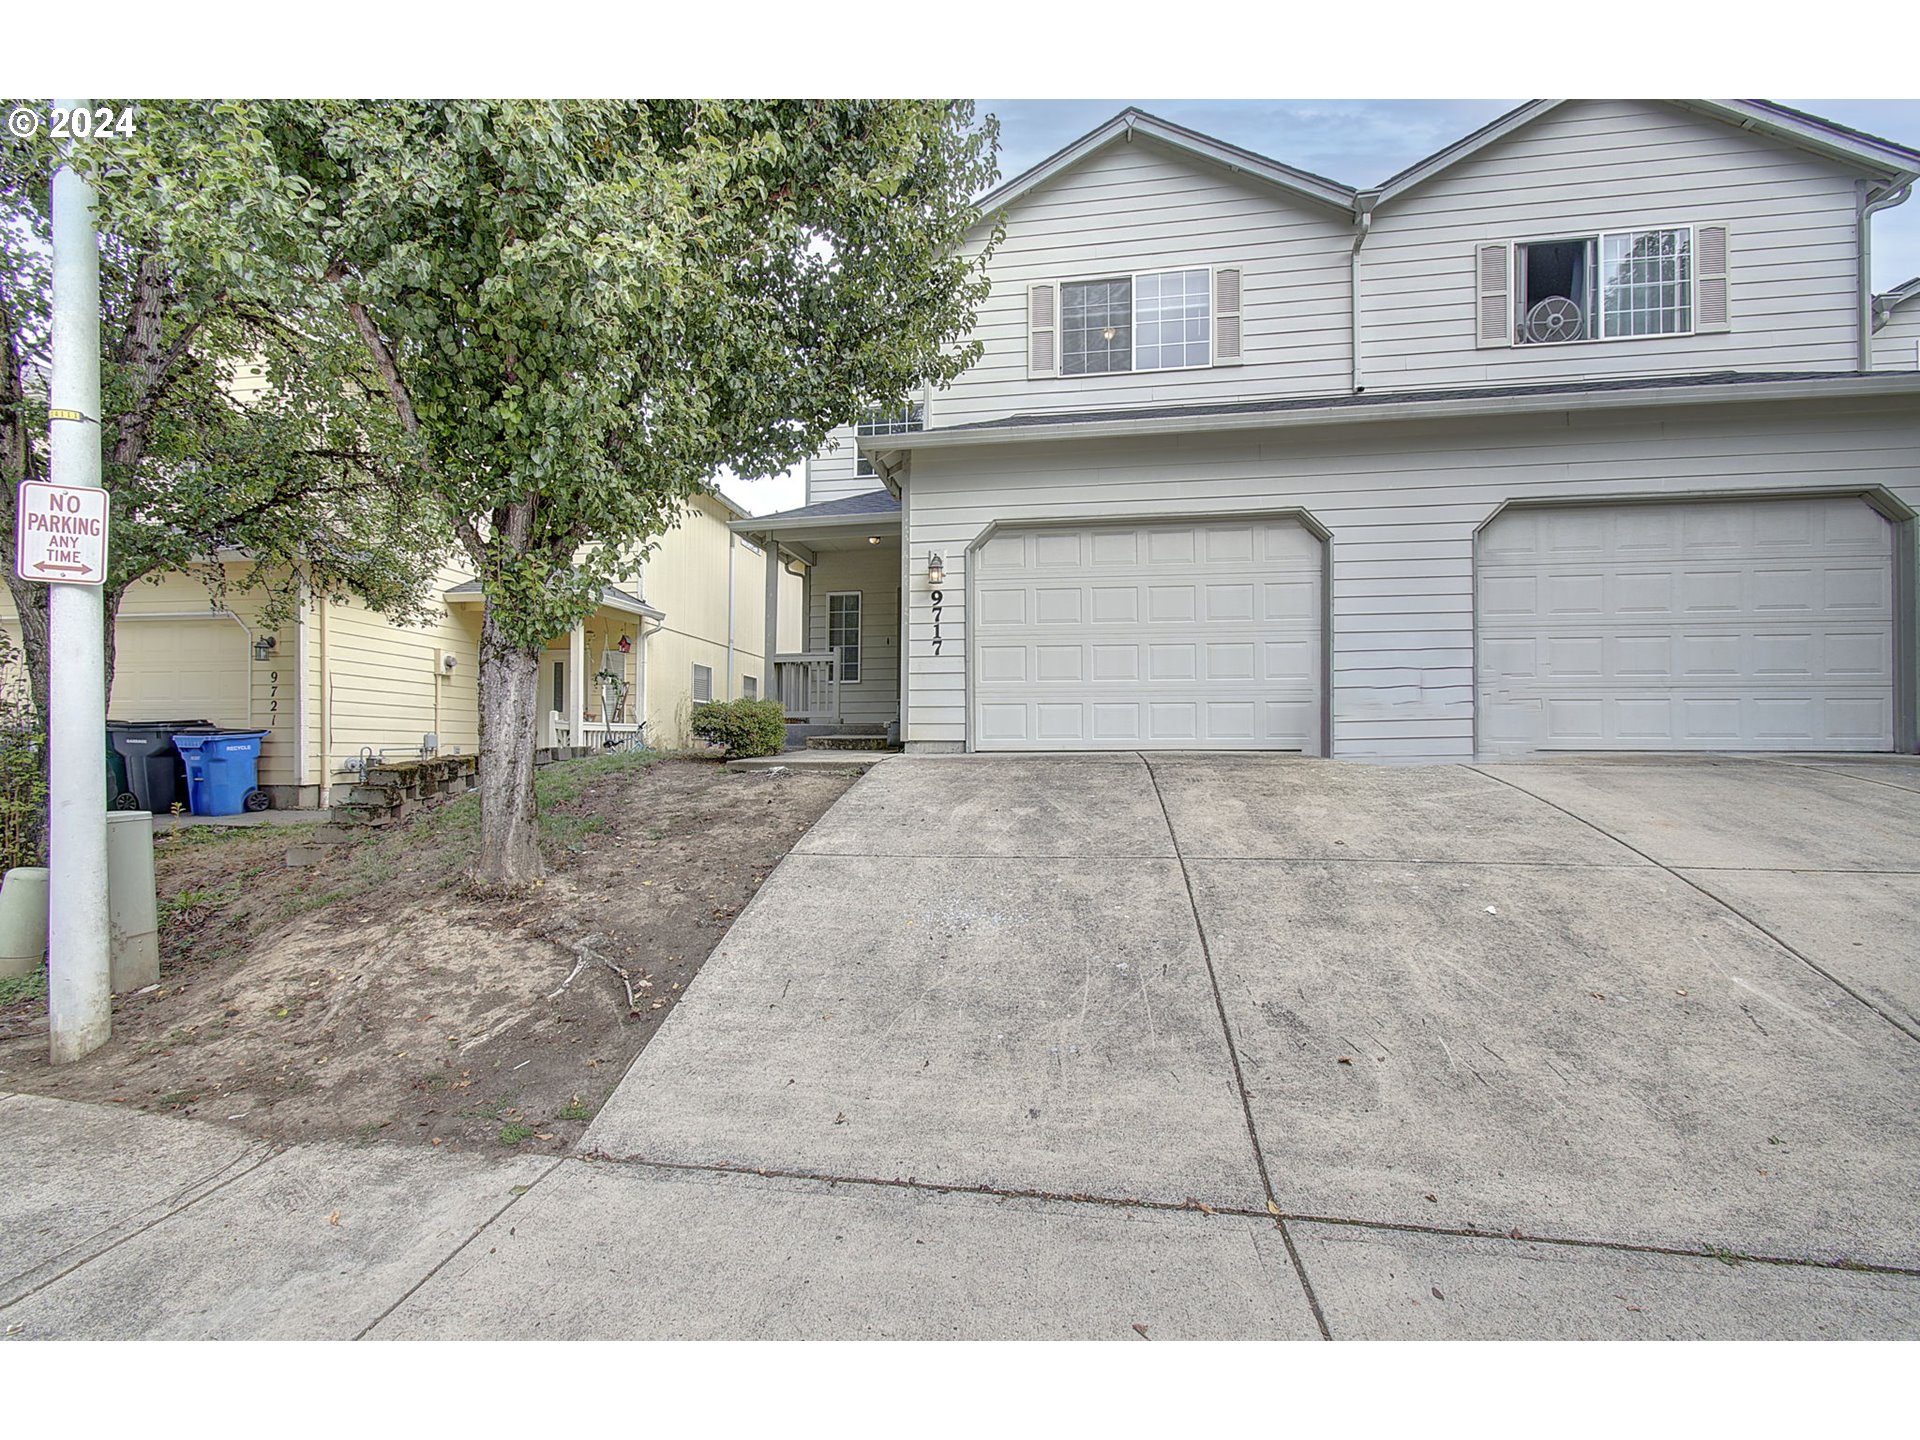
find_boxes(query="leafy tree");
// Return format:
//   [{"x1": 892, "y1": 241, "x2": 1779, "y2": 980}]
[
  {"x1": 263, "y1": 100, "x2": 997, "y2": 887},
  {"x1": 0, "y1": 100, "x2": 446, "y2": 746}
]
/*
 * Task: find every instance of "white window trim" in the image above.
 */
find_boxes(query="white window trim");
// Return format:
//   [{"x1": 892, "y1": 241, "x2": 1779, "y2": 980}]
[
  {"x1": 1510, "y1": 224, "x2": 1696, "y2": 347},
  {"x1": 692, "y1": 663, "x2": 713, "y2": 703},
  {"x1": 825, "y1": 590, "x2": 863, "y2": 686},
  {"x1": 1058, "y1": 266, "x2": 1217, "y2": 377}
]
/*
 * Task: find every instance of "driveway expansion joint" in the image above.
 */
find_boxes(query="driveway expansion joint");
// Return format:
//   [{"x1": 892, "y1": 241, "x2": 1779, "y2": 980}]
[
  {"x1": 1139, "y1": 753, "x2": 1332, "y2": 1340},
  {"x1": 1469, "y1": 765, "x2": 1920, "y2": 1046}
]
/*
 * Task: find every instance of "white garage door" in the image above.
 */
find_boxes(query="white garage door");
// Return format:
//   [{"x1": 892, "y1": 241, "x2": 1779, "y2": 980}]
[
  {"x1": 1477, "y1": 495, "x2": 1895, "y2": 754},
  {"x1": 971, "y1": 518, "x2": 1323, "y2": 751},
  {"x1": 111, "y1": 618, "x2": 251, "y2": 726}
]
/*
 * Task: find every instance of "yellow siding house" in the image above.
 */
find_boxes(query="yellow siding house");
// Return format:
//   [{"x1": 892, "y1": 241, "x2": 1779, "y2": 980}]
[{"x1": 0, "y1": 489, "x2": 803, "y2": 807}]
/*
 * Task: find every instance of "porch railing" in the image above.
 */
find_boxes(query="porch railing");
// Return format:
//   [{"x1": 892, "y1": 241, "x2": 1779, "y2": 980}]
[
  {"x1": 543, "y1": 713, "x2": 647, "y2": 751},
  {"x1": 773, "y1": 651, "x2": 840, "y2": 723}
]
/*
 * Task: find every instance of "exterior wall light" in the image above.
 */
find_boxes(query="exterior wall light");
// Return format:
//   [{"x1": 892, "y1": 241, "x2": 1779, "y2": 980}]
[
  {"x1": 927, "y1": 552, "x2": 945, "y2": 586},
  {"x1": 252, "y1": 635, "x2": 277, "y2": 661},
  {"x1": 867, "y1": 535, "x2": 882, "y2": 545}
]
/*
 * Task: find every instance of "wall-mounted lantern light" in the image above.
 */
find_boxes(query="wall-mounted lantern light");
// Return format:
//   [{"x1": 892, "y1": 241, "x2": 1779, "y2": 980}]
[
  {"x1": 927, "y1": 552, "x2": 945, "y2": 586},
  {"x1": 252, "y1": 635, "x2": 277, "y2": 662}
]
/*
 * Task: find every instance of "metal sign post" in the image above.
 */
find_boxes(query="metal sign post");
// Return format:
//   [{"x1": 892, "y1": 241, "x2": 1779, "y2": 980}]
[{"x1": 35, "y1": 101, "x2": 112, "y2": 1063}]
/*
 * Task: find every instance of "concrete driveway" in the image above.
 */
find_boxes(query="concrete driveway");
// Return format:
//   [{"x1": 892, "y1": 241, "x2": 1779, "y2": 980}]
[
  {"x1": 14, "y1": 752, "x2": 1914, "y2": 1340},
  {"x1": 370, "y1": 750, "x2": 1920, "y2": 1338}
]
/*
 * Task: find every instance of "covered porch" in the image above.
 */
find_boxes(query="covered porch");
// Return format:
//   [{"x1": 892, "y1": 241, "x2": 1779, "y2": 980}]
[
  {"x1": 446, "y1": 581, "x2": 665, "y2": 753},
  {"x1": 733, "y1": 491, "x2": 902, "y2": 738}
]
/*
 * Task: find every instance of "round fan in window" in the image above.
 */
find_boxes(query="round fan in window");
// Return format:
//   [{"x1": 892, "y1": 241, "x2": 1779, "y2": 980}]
[{"x1": 1523, "y1": 296, "x2": 1585, "y2": 344}]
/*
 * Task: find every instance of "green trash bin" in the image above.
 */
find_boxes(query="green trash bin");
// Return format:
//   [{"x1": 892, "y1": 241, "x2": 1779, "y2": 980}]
[{"x1": 107, "y1": 735, "x2": 133, "y2": 811}]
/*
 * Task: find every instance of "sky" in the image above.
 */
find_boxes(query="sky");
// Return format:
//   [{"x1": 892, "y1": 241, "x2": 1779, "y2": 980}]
[{"x1": 724, "y1": 96, "x2": 1920, "y2": 517}]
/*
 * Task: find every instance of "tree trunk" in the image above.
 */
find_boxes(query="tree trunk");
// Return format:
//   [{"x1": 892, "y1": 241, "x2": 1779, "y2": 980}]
[{"x1": 472, "y1": 602, "x2": 545, "y2": 889}]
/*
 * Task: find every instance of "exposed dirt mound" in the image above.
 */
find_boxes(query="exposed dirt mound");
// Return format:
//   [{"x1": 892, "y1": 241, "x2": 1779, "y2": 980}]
[{"x1": 0, "y1": 756, "x2": 856, "y2": 1154}]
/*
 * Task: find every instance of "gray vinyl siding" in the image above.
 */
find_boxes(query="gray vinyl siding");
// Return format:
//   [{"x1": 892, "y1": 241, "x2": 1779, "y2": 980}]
[
  {"x1": 1875, "y1": 300, "x2": 1920, "y2": 370},
  {"x1": 947, "y1": 136, "x2": 1353, "y2": 424},
  {"x1": 806, "y1": 427, "x2": 889, "y2": 505},
  {"x1": 805, "y1": 545, "x2": 901, "y2": 726},
  {"x1": 899, "y1": 395, "x2": 1919, "y2": 761},
  {"x1": 1359, "y1": 99, "x2": 1868, "y2": 387}
]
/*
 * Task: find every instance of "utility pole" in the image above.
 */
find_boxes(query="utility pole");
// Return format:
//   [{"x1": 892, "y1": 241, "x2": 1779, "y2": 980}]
[{"x1": 43, "y1": 101, "x2": 111, "y2": 1063}]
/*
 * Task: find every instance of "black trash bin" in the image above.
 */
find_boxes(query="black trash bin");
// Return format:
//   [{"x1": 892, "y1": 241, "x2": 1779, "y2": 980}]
[{"x1": 108, "y1": 719, "x2": 216, "y2": 815}]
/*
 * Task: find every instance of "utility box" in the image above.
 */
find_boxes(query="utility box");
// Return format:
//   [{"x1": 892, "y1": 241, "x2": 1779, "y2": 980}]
[{"x1": 106, "y1": 810, "x2": 158, "y2": 991}]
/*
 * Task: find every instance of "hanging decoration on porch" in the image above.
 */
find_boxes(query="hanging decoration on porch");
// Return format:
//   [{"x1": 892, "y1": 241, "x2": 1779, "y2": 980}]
[{"x1": 616, "y1": 634, "x2": 632, "y2": 653}]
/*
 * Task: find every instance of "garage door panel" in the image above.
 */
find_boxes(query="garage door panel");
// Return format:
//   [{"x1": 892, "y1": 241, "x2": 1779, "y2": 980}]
[
  {"x1": 1477, "y1": 496, "x2": 1894, "y2": 755},
  {"x1": 975, "y1": 519, "x2": 1324, "y2": 752},
  {"x1": 112, "y1": 619, "x2": 249, "y2": 727}
]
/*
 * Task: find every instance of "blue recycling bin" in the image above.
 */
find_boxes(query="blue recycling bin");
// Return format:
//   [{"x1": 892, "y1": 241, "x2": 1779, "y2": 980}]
[{"x1": 172, "y1": 731, "x2": 271, "y2": 817}]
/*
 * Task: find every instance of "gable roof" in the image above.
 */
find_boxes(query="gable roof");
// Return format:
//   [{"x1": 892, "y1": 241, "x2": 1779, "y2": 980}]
[
  {"x1": 1361, "y1": 99, "x2": 1920, "y2": 209},
  {"x1": 976, "y1": 107, "x2": 1356, "y2": 224}
]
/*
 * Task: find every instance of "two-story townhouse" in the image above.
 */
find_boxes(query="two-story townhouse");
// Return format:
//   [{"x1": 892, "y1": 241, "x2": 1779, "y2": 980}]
[
  {"x1": 738, "y1": 99, "x2": 1920, "y2": 763},
  {"x1": 0, "y1": 489, "x2": 803, "y2": 807}
]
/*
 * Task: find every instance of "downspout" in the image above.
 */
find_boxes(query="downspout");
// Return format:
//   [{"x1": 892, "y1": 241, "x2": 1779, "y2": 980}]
[
  {"x1": 1349, "y1": 194, "x2": 1377, "y2": 393},
  {"x1": 725, "y1": 532, "x2": 737, "y2": 699},
  {"x1": 1860, "y1": 178, "x2": 1915, "y2": 368},
  {"x1": 294, "y1": 579, "x2": 311, "y2": 797},
  {"x1": 318, "y1": 596, "x2": 331, "y2": 805}
]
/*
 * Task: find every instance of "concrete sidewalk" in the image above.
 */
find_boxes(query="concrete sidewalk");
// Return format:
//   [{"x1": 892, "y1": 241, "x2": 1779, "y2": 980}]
[
  {"x1": 5, "y1": 1090, "x2": 1916, "y2": 1340},
  {"x1": 5, "y1": 753, "x2": 1918, "y2": 1339}
]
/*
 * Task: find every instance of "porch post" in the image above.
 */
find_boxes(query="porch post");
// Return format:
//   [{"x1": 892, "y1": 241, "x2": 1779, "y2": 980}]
[
  {"x1": 764, "y1": 532, "x2": 780, "y2": 676},
  {"x1": 567, "y1": 622, "x2": 586, "y2": 746}
]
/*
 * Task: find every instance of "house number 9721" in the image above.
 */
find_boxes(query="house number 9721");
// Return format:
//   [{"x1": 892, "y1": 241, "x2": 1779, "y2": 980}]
[{"x1": 929, "y1": 589, "x2": 943, "y2": 655}]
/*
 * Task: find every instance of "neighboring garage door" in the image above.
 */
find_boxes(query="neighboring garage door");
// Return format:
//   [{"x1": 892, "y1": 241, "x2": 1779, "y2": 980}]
[
  {"x1": 111, "y1": 617, "x2": 251, "y2": 726},
  {"x1": 1477, "y1": 495, "x2": 1896, "y2": 754},
  {"x1": 972, "y1": 517, "x2": 1323, "y2": 751}
]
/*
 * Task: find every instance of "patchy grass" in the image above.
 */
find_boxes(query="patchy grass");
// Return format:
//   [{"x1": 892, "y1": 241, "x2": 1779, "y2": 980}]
[{"x1": 0, "y1": 966, "x2": 46, "y2": 1006}]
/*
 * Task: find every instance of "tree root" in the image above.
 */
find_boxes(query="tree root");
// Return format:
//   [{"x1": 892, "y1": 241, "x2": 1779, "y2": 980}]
[{"x1": 553, "y1": 933, "x2": 640, "y2": 1014}]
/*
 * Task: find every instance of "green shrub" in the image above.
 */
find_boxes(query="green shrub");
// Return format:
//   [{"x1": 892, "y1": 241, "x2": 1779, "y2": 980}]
[
  {"x1": 688, "y1": 698, "x2": 786, "y2": 758},
  {"x1": 0, "y1": 635, "x2": 45, "y2": 873}
]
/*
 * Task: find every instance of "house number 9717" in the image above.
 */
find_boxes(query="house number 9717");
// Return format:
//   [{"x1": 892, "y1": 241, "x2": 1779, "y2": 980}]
[{"x1": 929, "y1": 589, "x2": 943, "y2": 655}]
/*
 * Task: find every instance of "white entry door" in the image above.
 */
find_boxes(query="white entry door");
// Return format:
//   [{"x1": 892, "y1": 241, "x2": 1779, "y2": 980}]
[
  {"x1": 1476, "y1": 495, "x2": 1896, "y2": 754},
  {"x1": 971, "y1": 518, "x2": 1324, "y2": 751}
]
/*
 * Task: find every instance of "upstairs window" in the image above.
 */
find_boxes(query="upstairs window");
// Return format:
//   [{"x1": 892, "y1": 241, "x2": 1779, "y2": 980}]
[
  {"x1": 1507, "y1": 227, "x2": 1697, "y2": 345},
  {"x1": 1059, "y1": 268, "x2": 1213, "y2": 375},
  {"x1": 1030, "y1": 268, "x2": 1244, "y2": 378},
  {"x1": 855, "y1": 402, "x2": 923, "y2": 477}
]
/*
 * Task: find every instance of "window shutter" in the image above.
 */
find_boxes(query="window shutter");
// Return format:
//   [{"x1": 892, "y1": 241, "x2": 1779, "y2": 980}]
[
  {"x1": 1213, "y1": 266, "x2": 1244, "y2": 365},
  {"x1": 1695, "y1": 224, "x2": 1730, "y2": 333},
  {"x1": 1028, "y1": 283, "x2": 1057, "y2": 378},
  {"x1": 1475, "y1": 243, "x2": 1512, "y2": 348}
]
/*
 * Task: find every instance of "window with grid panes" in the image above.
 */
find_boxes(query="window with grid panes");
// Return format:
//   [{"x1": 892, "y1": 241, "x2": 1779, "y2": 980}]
[
  {"x1": 827, "y1": 593, "x2": 861, "y2": 683},
  {"x1": 855, "y1": 403, "x2": 923, "y2": 477},
  {"x1": 1060, "y1": 269, "x2": 1212, "y2": 374}
]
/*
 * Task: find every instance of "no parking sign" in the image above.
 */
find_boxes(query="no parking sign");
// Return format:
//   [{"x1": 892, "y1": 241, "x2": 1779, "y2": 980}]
[{"x1": 15, "y1": 479, "x2": 109, "y2": 585}]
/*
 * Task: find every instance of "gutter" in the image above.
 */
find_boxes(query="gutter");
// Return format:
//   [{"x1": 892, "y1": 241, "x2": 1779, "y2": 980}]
[
  {"x1": 727, "y1": 510, "x2": 902, "y2": 538},
  {"x1": 1861, "y1": 177, "x2": 1916, "y2": 365},
  {"x1": 880, "y1": 372, "x2": 1920, "y2": 454}
]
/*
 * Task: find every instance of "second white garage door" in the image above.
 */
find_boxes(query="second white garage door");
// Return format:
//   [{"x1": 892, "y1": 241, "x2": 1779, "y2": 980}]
[
  {"x1": 971, "y1": 518, "x2": 1323, "y2": 751},
  {"x1": 1477, "y1": 495, "x2": 1896, "y2": 754}
]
